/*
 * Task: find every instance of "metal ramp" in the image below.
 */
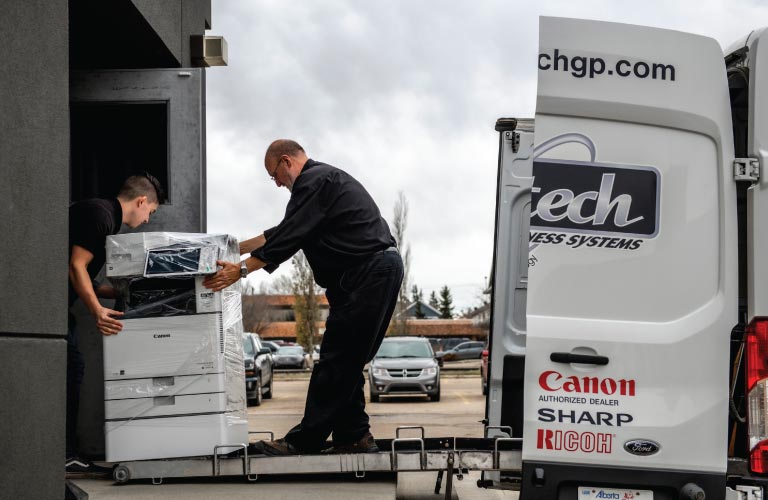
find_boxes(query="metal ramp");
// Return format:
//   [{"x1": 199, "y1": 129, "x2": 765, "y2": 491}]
[{"x1": 111, "y1": 427, "x2": 522, "y2": 498}]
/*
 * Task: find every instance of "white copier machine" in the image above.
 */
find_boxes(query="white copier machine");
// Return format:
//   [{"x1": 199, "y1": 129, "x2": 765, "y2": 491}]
[{"x1": 102, "y1": 232, "x2": 247, "y2": 462}]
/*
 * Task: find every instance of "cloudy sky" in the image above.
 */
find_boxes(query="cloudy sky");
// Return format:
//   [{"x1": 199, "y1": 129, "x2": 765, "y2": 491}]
[{"x1": 204, "y1": 0, "x2": 768, "y2": 312}]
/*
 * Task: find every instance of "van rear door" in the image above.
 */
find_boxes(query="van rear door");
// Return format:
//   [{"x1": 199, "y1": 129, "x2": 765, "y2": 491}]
[
  {"x1": 521, "y1": 17, "x2": 737, "y2": 499},
  {"x1": 738, "y1": 27, "x2": 768, "y2": 475}
]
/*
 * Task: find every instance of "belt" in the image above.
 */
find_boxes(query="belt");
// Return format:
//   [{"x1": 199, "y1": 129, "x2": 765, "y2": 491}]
[{"x1": 375, "y1": 246, "x2": 399, "y2": 255}]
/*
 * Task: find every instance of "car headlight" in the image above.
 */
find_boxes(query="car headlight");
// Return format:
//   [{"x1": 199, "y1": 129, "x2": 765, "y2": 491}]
[
  {"x1": 423, "y1": 367, "x2": 437, "y2": 376},
  {"x1": 372, "y1": 368, "x2": 388, "y2": 376}
]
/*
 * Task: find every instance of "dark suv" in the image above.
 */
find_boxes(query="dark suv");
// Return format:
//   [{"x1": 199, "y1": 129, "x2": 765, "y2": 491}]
[
  {"x1": 438, "y1": 341, "x2": 485, "y2": 361},
  {"x1": 243, "y1": 333, "x2": 274, "y2": 406}
]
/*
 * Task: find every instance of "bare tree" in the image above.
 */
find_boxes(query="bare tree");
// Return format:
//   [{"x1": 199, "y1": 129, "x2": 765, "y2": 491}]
[
  {"x1": 265, "y1": 273, "x2": 294, "y2": 294},
  {"x1": 291, "y1": 251, "x2": 320, "y2": 353},
  {"x1": 389, "y1": 191, "x2": 411, "y2": 336}
]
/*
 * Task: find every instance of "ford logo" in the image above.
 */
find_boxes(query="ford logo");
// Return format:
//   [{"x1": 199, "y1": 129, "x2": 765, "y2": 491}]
[{"x1": 623, "y1": 439, "x2": 660, "y2": 456}]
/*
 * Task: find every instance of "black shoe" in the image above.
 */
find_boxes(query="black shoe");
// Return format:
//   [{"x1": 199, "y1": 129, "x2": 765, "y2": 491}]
[
  {"x1": 324, "y1": 432, "x2": 379, "y2": 454},
  {"x1": 65, "y1": 457, "x2": 112, "y2": 478},
  {"x1": 254, "y1": 439, "x2": 302, "y2": 456}
]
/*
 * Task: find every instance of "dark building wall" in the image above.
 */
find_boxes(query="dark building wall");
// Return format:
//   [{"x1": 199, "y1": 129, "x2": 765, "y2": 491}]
[
  {"x1": 0, "y1": 0, "x2": 69, "y2": 498},
  {"x1": 0, "y1": 0, "x2": 213, "y2": 494},
  {"x1": 131, "y1": 0, "x2": 212, "y2": 67}
]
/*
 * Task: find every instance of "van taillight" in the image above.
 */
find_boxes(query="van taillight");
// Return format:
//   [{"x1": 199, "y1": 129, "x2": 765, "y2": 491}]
[{"x1": 746, "y1": 318, "x2": 768, "y2": 474}]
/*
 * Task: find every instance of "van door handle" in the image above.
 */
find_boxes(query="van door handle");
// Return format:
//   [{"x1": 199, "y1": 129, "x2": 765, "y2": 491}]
[{"x1": 550, "y1": 352, "x2": 609, "y2": 365}]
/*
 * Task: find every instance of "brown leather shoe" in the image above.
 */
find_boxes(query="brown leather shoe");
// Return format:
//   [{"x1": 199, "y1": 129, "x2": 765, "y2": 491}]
[
  {"x1": 255, "y1": 438, "x2": 301, "y2": 456},
  {"x1": 324, "y1": 432, "x2": 379, "y2": 454}
]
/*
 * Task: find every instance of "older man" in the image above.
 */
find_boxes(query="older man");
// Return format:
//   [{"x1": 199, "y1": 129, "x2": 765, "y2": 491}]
[{"x1": 205, "y1": 139, "x2": 403, "y2": 455}]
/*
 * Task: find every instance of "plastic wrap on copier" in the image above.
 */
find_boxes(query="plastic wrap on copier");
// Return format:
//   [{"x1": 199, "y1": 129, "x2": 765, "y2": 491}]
[
  {"x1": 103, "y1": 233, "x2": 247, "y2": 461},
  {"x1": 106, "y1": 232, "x2": 228, "y2": 278}
]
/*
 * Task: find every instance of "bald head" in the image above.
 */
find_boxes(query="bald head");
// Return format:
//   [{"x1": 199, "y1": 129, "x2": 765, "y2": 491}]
[
  {"x1": 265, "y1": 139, "x2": 307, "y2": 165},
  {"x1": 264, "y1": 139, "x2": 309, "y2": 192}
]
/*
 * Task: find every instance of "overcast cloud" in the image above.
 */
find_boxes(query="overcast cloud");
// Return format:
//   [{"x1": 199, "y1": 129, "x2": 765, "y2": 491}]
[{"x1": 205, "y1": 0, "x2": 768, "y2": 312}]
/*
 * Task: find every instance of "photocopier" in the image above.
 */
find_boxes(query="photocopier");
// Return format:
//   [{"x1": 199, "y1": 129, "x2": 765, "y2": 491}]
[{"x1": 102, "y1": 232, "x2": 248, "y2": 462}]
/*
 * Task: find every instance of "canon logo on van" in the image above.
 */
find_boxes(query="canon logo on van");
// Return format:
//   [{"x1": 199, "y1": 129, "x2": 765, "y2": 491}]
[
  {"x1": 539, "y1": 370, "x2": 636, "y2": 397},
  {"x1": 153, "y1": 333, "x2": 171, "y2": 339},
  {"x1": 536, "y1": 429, "x2": 613, "y2": 453},
  {"x1": 531, "y1": 159, "x2": 659, "y2": 238}
]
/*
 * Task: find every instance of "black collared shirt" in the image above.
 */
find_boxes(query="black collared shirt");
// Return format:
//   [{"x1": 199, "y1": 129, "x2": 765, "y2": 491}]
[
  {"x1": 252, "y1": 159, "x2": 395, "y2": 288},
  {"x1": 68, "y1": 198, "x2": 123, "y2": 308}
]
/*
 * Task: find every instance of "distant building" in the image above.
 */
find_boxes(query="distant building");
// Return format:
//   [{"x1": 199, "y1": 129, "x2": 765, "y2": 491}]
[
  {"x1": 402, "y1": 300, "x2": 441, "y2": 319},
  {"x1": 242, "y1": 295, "x2": 486, "y2": 342},
  {"x1": 464, "y1": 303, "x2": 491, "y2": 327}
]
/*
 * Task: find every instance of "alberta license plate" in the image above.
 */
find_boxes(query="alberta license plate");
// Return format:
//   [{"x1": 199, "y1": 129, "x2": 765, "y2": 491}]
[{"x1": 578, "y1": 486, "x2": 653, "y2": 499}]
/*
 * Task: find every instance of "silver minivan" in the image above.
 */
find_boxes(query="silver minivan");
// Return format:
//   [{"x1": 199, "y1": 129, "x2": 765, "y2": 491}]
[{"x1": 368, "y1": 337, "x2": 440, "y2": 402}]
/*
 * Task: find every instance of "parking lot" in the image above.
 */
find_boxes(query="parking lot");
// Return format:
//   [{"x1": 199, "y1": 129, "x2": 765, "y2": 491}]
[{"x1": 249, "y1": 366, "x2": 487, "y2": 441}]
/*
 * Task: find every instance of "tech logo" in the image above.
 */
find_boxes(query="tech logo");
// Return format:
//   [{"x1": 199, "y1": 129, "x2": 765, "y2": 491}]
[{"x1": 536, "y1": 428, "x2": 613, "y2": 454}]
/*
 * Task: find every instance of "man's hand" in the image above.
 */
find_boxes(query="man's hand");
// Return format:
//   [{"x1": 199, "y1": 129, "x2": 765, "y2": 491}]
[
  {"x1": 203, "y1": 260, "x2": 241, "y2": 291},
  {"x1": 94, "y1": 306, "x2": 124, "y2": 336}
]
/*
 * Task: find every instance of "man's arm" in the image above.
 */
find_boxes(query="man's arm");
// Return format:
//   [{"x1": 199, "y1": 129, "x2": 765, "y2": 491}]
[
  {"x1": 239, "y1": 234, "x2": 266, "y2": 255},
  {"x1": 69, "y1": 245, "x2": 124, "y2": 335}
]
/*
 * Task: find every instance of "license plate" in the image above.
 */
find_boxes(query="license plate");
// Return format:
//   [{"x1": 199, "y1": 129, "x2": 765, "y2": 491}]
[{"x1": 578, "y1": 486, "x2": 653, "y2": 500}]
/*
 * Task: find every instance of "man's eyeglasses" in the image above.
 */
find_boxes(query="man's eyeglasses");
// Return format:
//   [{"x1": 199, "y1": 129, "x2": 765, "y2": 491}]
[{"x1": 268, "y1": 158, "x2": 284, "y2": 181}]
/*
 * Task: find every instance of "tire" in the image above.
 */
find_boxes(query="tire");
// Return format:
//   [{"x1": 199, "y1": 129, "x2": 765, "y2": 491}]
[
  {"x1": 263, "y1": 372, "x2": 273, "y2": 399},
  {"x1": 482, "y1": 379, "x2": 488, "y2": 396},
  {"x1": 113, "y1": 465, "x2": 131, "y2": 484},
  {"x1": 369, "y1": 389, "x2": 380, "y2": 403},
  {"x1": 430, "y1": 384, "x2": 441, "y2": 402},
  {"x1": 247, "y1": 375, "x2": 262, "y2": 406}
]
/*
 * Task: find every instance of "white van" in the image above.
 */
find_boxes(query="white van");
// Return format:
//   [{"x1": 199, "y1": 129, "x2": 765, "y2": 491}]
[{"x1": 485, "y1": 16, "x2": 768, "y2": 500}]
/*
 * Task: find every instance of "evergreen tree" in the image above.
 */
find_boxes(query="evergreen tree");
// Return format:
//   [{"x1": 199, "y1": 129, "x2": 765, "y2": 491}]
[
  {"x1": 438, "y1": 285, "x2": 454, "y2": 319},
  {"x1": 411, "y1": 284, "x2": 425, "y2": 319},
  {"x1": 429, "y1": 290, "x2": 439, "y2": 310}
]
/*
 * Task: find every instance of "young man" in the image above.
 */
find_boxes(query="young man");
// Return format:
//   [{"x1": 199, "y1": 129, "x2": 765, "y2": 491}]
[
  {"x1": 205, "y1": 139, "x2": 403, "y2": 455},
  {"x1": 66, "y1": 174, "x2": 163, "y2": 475}
]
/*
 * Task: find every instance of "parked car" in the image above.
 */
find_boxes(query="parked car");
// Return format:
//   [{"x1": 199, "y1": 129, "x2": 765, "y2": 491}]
[
  {"x1": 481, "y1": 348, "x2": 489, "y2": 395},
  {"x1": 427, "y1": 337, "x2": 442, "y2": 353},
  {"x1": 311, "y1": 345, "x2": 320, "y2": 363},
  {"x1": 261, "y1": 340, "x2": 280, "y2": 353},
  {"x1": 437, "y1": 341, "x2": 485, "y2": 362},
  {"x1": 243, "y1": 333, "x2": 274, "y2": 406},
  {"x1": 368, "y1": 337, "x2": 440, "y2": 402},
  {"x1": 438, "y1": 337, "x2": 470, "y2": 352},
  {"x1": 273, "y1": 345, "x2": 310, "y2": 370}
]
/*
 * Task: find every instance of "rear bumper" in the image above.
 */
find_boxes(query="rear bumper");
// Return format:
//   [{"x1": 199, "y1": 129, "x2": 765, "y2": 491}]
[{"x1": 519, "y1": 461, "x2": 726, "y2": 500}]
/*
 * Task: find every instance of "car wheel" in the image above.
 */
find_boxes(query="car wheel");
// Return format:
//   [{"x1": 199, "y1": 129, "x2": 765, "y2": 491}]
[
  {"x1": 247, "y1": 375, "x2": 262, "y2": 407},
  {"x1": 430, "y1": 384, "x2": 441, "y2": 402},
  {"x1": 369, "y1": 388, "x2": 380, "y2": 403},
  {"x1": 482, "y1": 379, "x2": 488, "y2": 396},
  {"x1": 263, "y1": 372, "x2": 273, "y2": 399}
]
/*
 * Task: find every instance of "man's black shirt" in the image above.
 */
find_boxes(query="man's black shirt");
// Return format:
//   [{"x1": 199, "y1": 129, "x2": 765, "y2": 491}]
[
  {"x1": 252, "y1": 159, "x2": 395, "y2": 288},
  {"x1": 68, "y1": 198, "x2": 123, "y2": 308}
]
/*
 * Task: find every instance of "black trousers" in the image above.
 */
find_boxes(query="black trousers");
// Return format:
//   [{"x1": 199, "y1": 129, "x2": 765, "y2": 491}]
[{"x1": 284, "y1": 250, "x2": 403, "y2": 451}]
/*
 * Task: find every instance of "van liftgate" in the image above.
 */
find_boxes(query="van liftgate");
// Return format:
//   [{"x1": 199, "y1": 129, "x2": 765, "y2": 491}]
[{"x1": 110, "y1": 427, "x2": 522, "y2": 497}]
